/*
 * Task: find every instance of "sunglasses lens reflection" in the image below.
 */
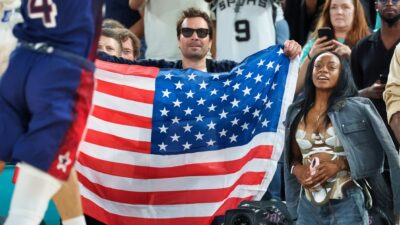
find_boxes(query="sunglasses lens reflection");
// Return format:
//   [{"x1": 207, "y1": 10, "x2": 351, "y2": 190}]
[{"x1": 181, "y1": 28, "x2": 209, "y2": 38}]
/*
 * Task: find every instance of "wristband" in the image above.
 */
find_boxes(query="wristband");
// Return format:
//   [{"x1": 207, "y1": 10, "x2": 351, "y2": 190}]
[{"x1": 307, "y1": 53, "x2": 312, "y2": 60}]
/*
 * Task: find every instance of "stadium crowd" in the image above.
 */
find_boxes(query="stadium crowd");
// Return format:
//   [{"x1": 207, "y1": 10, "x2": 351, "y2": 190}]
[{"x1": 0, "y1": 0, "x2": 400, "y2": 225}]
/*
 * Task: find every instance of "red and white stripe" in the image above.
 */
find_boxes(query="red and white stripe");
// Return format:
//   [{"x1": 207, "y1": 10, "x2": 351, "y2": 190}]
[{"x1": 76, "y1": 59, "x2": 289, "y2": 225}]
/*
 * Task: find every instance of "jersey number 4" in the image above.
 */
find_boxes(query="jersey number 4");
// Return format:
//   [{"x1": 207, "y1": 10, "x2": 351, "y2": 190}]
[{"x1": 28, "y1": 0, "x2": 58, "y2": 28}]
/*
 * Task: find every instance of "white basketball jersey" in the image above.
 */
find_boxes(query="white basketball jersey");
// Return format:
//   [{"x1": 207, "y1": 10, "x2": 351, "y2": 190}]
[
  {"x1": 215, "y1": 0, "x2": 276, "y2": 62},
  {"x1": 144, "y1": 0, "x2": 210, "y2": 60},
  {"x1": 0, "y1": 0, "x2": 22, "y2": 75}
]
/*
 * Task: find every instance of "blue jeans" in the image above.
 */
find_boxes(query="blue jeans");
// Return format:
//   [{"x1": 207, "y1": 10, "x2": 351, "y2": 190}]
[{"x1": 296, "y1": 187, "x2": 368, "y2": 225}]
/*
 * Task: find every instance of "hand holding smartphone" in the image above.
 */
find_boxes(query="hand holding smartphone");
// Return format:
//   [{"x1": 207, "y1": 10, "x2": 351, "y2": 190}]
[
  {"x1": 318, "y1": 27, "x2": 334, "y2": 41},
  {"x1": 378, "y1": 74, "x2": 388, "y2": 84}
]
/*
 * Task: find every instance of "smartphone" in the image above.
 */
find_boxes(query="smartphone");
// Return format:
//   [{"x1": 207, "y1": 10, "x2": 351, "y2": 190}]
[
  {"x1": 318, "y1": 27, "x2": 334, "y2": 41},
  {"x1": 379, "y1": 74, "x2": 388, "y2": 84}
]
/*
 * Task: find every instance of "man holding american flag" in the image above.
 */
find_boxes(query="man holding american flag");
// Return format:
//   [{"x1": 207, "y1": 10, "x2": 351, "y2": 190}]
[
  {"x1": 75, "y1": 7, "x2": 302, "y2": 225},
  {"x1": 97, "y1": 7, "x2": 301, "y2": 74}
]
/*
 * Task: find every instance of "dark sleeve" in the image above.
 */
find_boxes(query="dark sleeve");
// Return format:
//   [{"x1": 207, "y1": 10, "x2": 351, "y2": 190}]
[
  {"x1": 283, "y1": 0, "x2": 311, "y2": 46},
  {"x1": 104, "y1": 0, "x2": 141, "y2": 28},
  {"x1": 350, "y1": 43, "x2": 364, "y2": 90},
  {"x1": 96, "y1": 51, "x2": 178, "y2": 68},
  {"x1": 206, "y1": 59, "x2": 238, "y2": 73}
]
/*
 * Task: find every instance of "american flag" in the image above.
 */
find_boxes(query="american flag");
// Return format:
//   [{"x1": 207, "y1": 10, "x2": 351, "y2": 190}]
[{"x1": 76, "y1": 45, "x2": 298, "y2": 225}]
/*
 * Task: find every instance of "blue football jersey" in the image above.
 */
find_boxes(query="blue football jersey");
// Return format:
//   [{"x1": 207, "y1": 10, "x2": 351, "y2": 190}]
[{"x1": 14, "y1": 0, "x2": 103, "y2": 58}]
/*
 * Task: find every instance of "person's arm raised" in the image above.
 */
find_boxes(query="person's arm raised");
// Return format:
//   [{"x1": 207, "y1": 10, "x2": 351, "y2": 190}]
[{"x1": 283, "y1": 40, "x2": 302, "y2": 60}]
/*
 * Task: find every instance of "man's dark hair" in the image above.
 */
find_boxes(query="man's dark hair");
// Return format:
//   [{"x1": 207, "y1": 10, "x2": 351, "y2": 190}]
[
  {"x1": 117, "y1": 28, "x2": 141, "y2": 59},
  {"x1": 101, "y1": 28, "x2": 123, "y2": 50},
  {"x1": 176, "y1": 7, "x2": 213, "y2": 39},
  {"x1": 102, "y1": 19, "x2": 125, "y2": 29},
  {"x1": 101, "y1": 28, "x2": 120, "y2": 40}
]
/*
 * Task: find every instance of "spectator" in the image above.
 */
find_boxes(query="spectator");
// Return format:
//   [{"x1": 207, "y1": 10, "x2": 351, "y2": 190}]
[
  {"x1": 284, "y1": 51, "x2": 400, "y2": 224},
  {"x1": 98, "y1": 8, "x2": 303, "y2": 93},
  {"x1": 98, "y1": 28, "x2": 123, "y2": 57},
  {"x1": 297, "y1": 0, "x2": 370, "y2": 91},
  {"x1": 351, "y1": 9, "x2": 400, "y2": 221},
  {"x1": 88, "y1": 7, "x2": 301, "y2": 225},
  {"x1": 100, "y1": 7, "x2": 301, "y2": 72},
  {"x1": 304, "y1": 0, "x2": 376, "y2": 30},
  {"x1": 98, "y1": 5, "x2": 301, "y2": 81},
  {"x1": 103, "y1": 1, "x2": 145, "y2": 59},
  {"x1": 351, "y1": 0, "x2": 400, "y2": 150},
  {"x1": 129, "y1": 0, "x2": 210, "y2": 60},
  {"x1": 384, "y1": 43, "x2": 400, "y2": 146},
  {"x1": 100, "y1": 21, "x2": 141, "y2": 60},
  {"x1": 209, "y1": 0, "x2": 289, "y2": 62},
  {"x1": 117, "y1": 28, "x2": 141, "y2": 60}
]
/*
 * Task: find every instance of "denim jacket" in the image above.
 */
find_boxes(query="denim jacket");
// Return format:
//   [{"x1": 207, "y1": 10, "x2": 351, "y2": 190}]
[{"x1": 283, "y1": 97, "x2": 400, "y2": 218}]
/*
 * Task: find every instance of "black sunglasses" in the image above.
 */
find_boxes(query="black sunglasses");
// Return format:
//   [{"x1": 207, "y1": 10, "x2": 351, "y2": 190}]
[
  {"x1": 378, "y1": 0, "x2": 399, "y2": 4},
  {"x1": 181, "y1": 28, "x2": 209, "y2": 38}
]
